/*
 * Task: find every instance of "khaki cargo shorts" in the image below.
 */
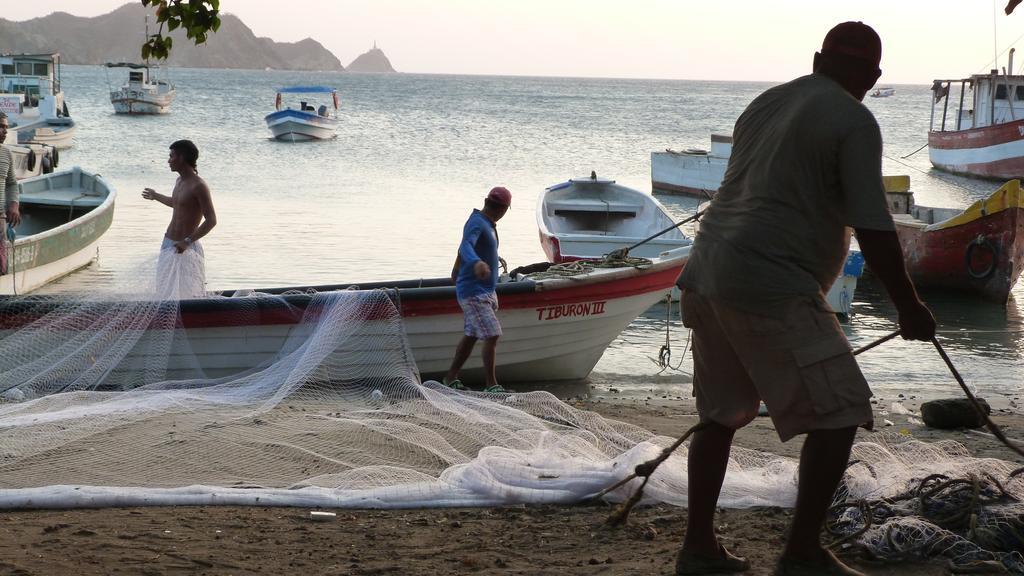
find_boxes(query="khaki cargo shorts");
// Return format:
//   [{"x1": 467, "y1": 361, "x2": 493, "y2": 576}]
[{"x1": 681, "y1": 289, "x2": 873, "y2": 442}]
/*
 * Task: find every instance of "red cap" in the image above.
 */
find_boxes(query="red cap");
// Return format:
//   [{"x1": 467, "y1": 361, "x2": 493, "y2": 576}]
[
  {"x1": 821, "y1": 21, "x2": 881, "y2": 66},
  {"x1": 486, "y1": 186, "x2": 512, "y2": 207}
]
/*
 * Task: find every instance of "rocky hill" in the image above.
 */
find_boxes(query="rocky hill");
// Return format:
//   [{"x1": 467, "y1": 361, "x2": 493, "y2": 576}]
[
  {"x1": 0, "y1": 3, "x2": 344, "y2": 71},
  {"x1": 347, "y1": 45, "x2": 396, "y2": 73}
]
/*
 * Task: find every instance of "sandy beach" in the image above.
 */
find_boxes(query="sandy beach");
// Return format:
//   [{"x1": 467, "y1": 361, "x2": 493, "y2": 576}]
[{"x1": 0, "y1": 390, "x2": 1020, "y2": 576}]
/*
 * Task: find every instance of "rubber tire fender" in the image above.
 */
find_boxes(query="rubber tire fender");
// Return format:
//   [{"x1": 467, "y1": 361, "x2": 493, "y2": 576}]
[
  {"x1": 26, "y1": 148, "x2": 36, "y2": 172},
  {"x1": 965, "y1": 235, "x2": 998, "y2": 280}
]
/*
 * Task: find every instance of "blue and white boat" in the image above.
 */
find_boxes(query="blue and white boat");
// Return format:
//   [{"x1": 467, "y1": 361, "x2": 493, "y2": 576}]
[
  {"x1": 0, "y1": 53, "x2": 77, "y2": 149},
  {"x1": 264, "y1": 86, "x2": 339, "y2": 142}
]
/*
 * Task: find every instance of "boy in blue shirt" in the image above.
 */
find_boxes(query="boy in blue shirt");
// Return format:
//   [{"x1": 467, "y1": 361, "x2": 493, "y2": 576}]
[{"x1": 443, "y1": 186, "x2": 512, "y2": 393}]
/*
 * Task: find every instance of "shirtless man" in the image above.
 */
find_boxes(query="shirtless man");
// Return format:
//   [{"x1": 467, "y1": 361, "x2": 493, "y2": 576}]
[{"x1": 142, "y1": 140, "x2": 216, "y2": 297}]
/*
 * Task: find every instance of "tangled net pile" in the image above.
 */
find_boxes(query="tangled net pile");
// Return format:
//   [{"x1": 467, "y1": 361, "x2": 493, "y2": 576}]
[
  {"x1": 828, "y1": 436, "x2": 1024, "y2": 573},
  {"x1": 0, "y1": 252, "x2": 1021, "y2": 571}
]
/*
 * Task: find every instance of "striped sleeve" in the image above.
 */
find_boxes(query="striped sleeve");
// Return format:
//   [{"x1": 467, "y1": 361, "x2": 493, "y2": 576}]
[{"x1": 1, "y1": 147, "x2": 16, "y2": 205}]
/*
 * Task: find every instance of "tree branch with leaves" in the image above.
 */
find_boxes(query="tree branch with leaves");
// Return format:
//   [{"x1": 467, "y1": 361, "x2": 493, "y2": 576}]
[{"x1": 140, "y1": 0, "x2": 222, "y2": 61}]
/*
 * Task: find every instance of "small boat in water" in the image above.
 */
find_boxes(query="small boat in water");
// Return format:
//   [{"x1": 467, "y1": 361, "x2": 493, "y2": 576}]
[
  {"x1": 538, "y1": 173, "x2": 692, "y2": 262},
  {"x1": 929, "y1": 52, "x2": 1024, "y2": 179},
  {"x1": 105, "y1": 62, "x2": 175, "y2": 115},
  {"x1": 0, "y1": 250, "x2": 686, "y2": 384},
  {"x1": 870, "y1": 87, "x2": 895, "y2": 98},
  {"x1": 265, "y1": 86, "x2": 339, "y2": 142},
  {"x1": 0, "y1": 53, "x2": 77, "y2": 149},
  {"x1": 650, "y1": 133, "x2": 731, "y2": 197},
  {"x1": 884, "y1": 175, "x2": 1024, "y2": 303},
  {"x1": 1, "y1": 168, "x2": 115, "y2": 294}
]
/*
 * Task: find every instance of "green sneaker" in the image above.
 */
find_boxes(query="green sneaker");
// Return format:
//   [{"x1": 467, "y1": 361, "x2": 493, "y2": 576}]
[{"x1": 443, "y1": 378, "x2": 468, "y2": 391}]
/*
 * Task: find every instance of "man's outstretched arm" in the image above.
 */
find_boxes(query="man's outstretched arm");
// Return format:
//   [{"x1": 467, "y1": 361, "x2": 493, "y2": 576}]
[{"x1": 142, "y1": 187, "x2": 173, "y2": 207}]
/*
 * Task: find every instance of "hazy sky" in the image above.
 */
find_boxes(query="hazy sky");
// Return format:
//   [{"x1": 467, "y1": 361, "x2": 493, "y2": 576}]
[{"x1": 5, "y1": 1, "x2": 1024, "y2": 84}]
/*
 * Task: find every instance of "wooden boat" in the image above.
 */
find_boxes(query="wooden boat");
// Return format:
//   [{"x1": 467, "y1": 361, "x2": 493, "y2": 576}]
[
  {"x1": 0, "y1": 53, "x2": 77, "y2": 149},
  {"x1": 884, "y1": 175, "x2": 1024, "y2": 303},
  {"x1": 0, "y1": 250, "x2": 687, "y2": 385},
  {"x1": 537, "y1": 174, "x2": 692, "y2": 262},
  {"x1": 1, "y1": 168, "x2": 115, "y2": 294},
  {"x1": 650, "y1": 133, "x2": 731, "y2": 197},
  {"x1": 106, "y1": 62, "x2": 175, "y2": 115},
  {"x1": 928, "y1": 51, "x2": 1024, "y2": 179},
  {"x1": 870, "y1": 87, "x2": 895, "y2": 98},
  {"x1": 2, "y1": 126, "x2": 59, "y2": 180},
  {"x1": 265, "y1": 86, "x2": 339, "y2": 142}
]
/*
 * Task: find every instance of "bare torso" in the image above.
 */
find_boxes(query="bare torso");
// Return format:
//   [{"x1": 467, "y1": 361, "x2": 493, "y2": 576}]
[{"x1": 165, "y1": 174, "x2": 206, "y2": 241}]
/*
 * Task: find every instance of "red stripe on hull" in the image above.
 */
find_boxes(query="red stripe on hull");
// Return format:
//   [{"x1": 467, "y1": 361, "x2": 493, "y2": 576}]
[
  {"x1": 929, "y1": 119, "x2": 1024, "y2": 150},
  {"x1": 930, "y1": 155, "x2": 1024, "y2": 180},
  {"x1": 0, "y1": 264, "x2": 684, "y2": 331},
  {"x1": 895, "y1": 208, "x2": 1024, "y2": 302}
]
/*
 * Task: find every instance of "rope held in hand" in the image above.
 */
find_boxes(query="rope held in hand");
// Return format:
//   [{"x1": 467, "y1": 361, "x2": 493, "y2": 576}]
[{"x1": 597, "y1": 329, "x2": 1023, "y2": 527}]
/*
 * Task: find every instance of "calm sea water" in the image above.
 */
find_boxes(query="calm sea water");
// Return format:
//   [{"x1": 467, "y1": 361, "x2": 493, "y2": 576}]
[{"x1": 41, "y1": 66, "x2": 1024, "y2": 407}]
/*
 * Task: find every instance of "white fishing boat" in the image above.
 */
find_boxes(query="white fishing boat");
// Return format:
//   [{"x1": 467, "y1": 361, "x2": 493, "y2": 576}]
[
  {"x1": 870, "y1": 87, "x2": 895, "y2": 98},
  {"x1": 0, "y1": 53, "x2": 76, "y2": 149},
  {"x1": 650, "y1": 133, "x2": 731, "y2": 197},
  {"x1": 929, "y1": 51, "x2": 1024, "y2": 179},
  {"x1": 0, "y1": 250, "x2": 686, "y2": 385},
  {"x1": 106, "y1": 62, "x2": 175, "y2": 115},
  {"x1": 2, "y1": 125, "x2": 59, "y2": 180},
  {"x1": 1, "y1": 168, "x2": 115, "y2": 294},
  {"x1": 537, "y1": 173, "x2": 692, "y2": 262},
  {"x1": 265, "y1": 86, "x2": 339, "y2": 142}
]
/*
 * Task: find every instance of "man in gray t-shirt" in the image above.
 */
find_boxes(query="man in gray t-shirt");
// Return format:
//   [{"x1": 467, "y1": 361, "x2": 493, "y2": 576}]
[{"x1": 673, "y1": 23, "x2": 935, "y2": 576}]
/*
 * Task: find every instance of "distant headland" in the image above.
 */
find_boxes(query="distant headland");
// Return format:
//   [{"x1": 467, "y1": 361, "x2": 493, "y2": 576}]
[{"x1": 0, "y1": 3, "x2": 396, "y2": 73}]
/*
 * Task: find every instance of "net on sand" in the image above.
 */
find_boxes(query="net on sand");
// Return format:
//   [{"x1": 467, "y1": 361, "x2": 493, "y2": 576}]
[{"x1": 0, "y1": 252, "x2": 1021, "y2": 572}]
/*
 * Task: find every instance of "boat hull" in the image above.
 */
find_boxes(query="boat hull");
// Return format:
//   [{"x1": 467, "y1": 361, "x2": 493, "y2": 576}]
[
  {"x1": 0, "y1": 255, "x2": 685, "y2": 385},
  {"x1": 264, "y1": 110, "x2": 338, "y2": 141},
  {"x1": 650, "y1": 150, "x2": 727, "y2": 197},
  {"x1": 111, "y1": 89, "x2": 175, "y2": 114},
  {"x1": 0, "y1": 168, "x2": 116, "y2": 294},
  {"x1": 928, "y1": 120, "x2": 1024, "y2": 180},
  {"x1": 15, "y1": 119, "x2": 76, "y2": 149},
  {"x1": 894, "y1": 181, "x2": 1024, "y2": 302}
]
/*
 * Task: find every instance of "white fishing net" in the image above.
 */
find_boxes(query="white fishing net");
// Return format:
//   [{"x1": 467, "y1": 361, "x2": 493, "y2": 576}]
[{"x1": 0, "y1": 250, "x2": 1021, "y2": 572}]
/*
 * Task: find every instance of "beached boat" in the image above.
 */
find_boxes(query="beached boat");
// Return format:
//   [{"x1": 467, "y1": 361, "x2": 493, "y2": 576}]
[
  {"x1": 0, "y1": 250, "x2": 686, "y2": 384},
  {"x1": 870, "y1": 87, "x2": 895, "y2": 98},
  {"x1": 0, "y1": 53, "x2": 77, "y2": 149},
  {"x1": 106, "y1": 62, "x2": 175, "y2": 115},
  {"x1": 929, "y1": 53, "x2": 1024, "y2": 179},
  {"x1": 650, "y1": 133, "x2": 731, "y2": 197},
  {"x1": 1, "y1": 168, "x2": 115, "y2": 295},
  {"x1": 883, "y1": 175, "x2": 1024, "y2": 302},
  {"x1": 265, "y1": 86, "x2": 339, "y2": 142},
  {"x1": 538, "y1": 174, "x2": 692, "y2": 262}
]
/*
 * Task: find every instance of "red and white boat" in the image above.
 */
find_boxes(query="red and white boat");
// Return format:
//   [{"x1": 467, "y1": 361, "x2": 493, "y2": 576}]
[
  {"x1": 0, "y1": 251, "x2": 686, "y2": 386},
  {"x1": 884, "y1": 175, "x2": 1024, "y2": 302},
  {"x1": 929, "y1": 56, "x2": 1024, "y2": 179}
]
